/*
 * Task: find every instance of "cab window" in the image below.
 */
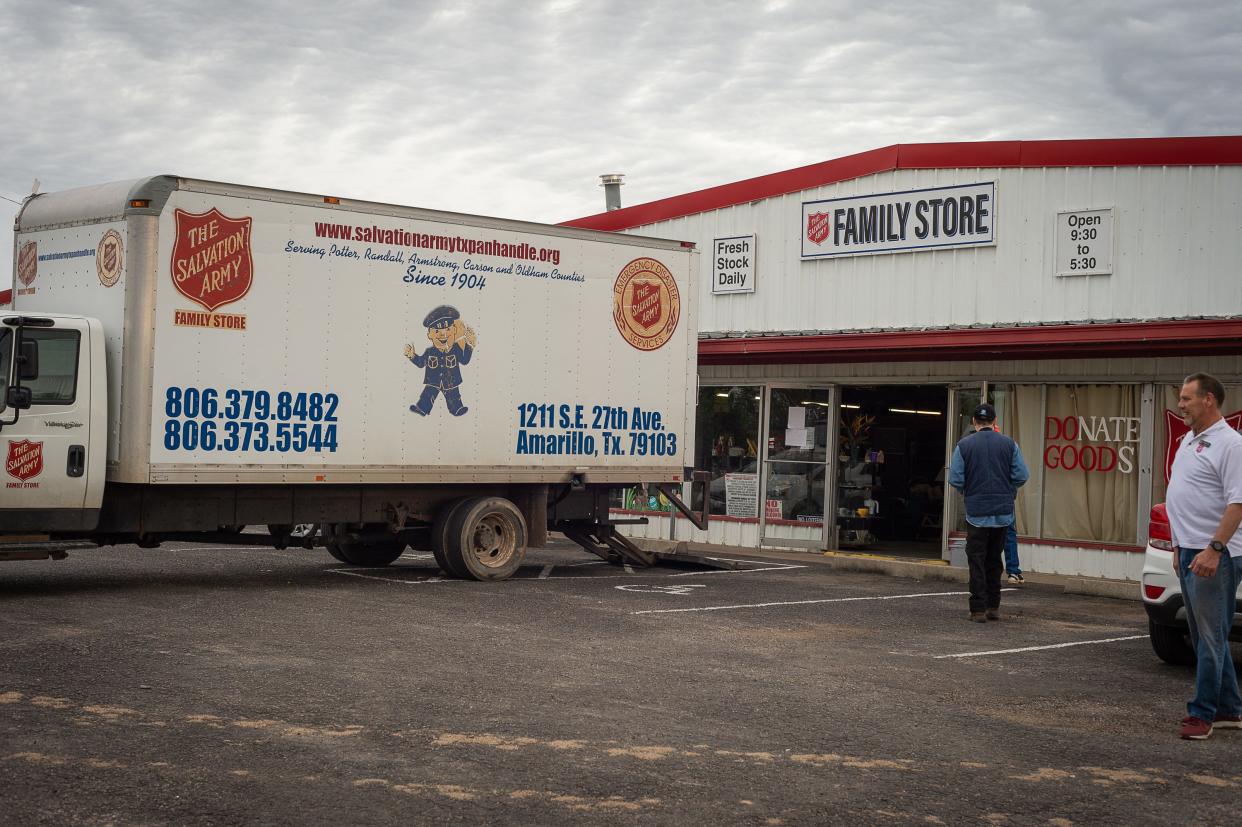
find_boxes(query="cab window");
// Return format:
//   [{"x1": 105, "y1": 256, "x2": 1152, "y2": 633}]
[{"x1": 25, "y1": 329, "x2": 81, "y2": 406}]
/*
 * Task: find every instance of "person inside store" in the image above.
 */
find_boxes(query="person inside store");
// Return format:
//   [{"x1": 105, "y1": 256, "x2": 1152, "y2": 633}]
[
  {"x1": 1164, "y1": 372, "x2": 1242, "y2": 741},
  {"x1": 947, "y1": 403, "x2": 1030, "y2": 622}
]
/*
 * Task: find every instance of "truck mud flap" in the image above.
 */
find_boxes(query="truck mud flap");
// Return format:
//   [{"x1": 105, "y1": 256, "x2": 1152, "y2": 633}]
[{"x1": 560, "y1": 524, "x2": 741, "y2": 571}]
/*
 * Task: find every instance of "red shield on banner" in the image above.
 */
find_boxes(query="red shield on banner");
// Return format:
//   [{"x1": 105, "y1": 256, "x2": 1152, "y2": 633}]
[
  {"x1": 17, "y1": 241, "x2": 37, "y2": 286},
  {"x1": 170, "y1": 208, "x2": 254, "y2": 312},
  {"x1": 102, "y1": 237, "x2": 118, "y2": 272},
  {"x1": 1164, "y1": 409, "x2": 1242, "y2": 482},
  {"x1": 629, "y1": 280, "x2": 664, "y2": 331},
  {"x1": 806, "y1": 212, "x2": 831, "y2": 246},
  {"x1": 6, "y1": 439, "x2": 43, "y2": 481}
]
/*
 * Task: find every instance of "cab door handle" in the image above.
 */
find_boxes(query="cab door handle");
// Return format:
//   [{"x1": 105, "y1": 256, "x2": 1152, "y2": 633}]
[{"x1": 67, "y1": 445, "x2": 85, "y2": 478}]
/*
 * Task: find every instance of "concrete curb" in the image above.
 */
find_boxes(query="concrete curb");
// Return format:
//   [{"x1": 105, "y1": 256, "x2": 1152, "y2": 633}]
[{"x1": 636, "y1": 539, "x2": 1141, "y2": 602}]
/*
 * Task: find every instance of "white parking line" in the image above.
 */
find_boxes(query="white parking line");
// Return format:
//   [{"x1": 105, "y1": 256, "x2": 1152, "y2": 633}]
[
  {"x1": 323, "y1": 556, "x2": 817, "y2": 587},
  {"x1": 666, "y1": 559, "x2": 807, "y2": 577},
  {"x1": 168, "y1": 546, "x2": 284, "y2": 553},
  {"x1": 932, "y1": 635, "x2": 1149, "y2": 659},
  {"x1": 328, "y1": 569, "x2": 454, "y2": 585},
  {"x1": 630, "y1": 589, "x2": 999, "y2": 615}
]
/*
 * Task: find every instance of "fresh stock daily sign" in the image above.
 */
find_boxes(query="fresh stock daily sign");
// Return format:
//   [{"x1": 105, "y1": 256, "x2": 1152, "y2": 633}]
[{"x1": 801, "y1": 182, "x2": 995, "y2": 259}]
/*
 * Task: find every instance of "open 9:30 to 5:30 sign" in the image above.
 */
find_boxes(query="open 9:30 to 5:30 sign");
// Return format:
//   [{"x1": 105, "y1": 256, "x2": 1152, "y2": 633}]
[{"x1": 1056, "y1": 208, "x2": 1113, "y2": 277}]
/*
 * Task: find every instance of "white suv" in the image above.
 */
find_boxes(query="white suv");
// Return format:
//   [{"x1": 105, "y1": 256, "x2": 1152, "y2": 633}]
[{"x1": 1141, "y1": 503, "x2": 1242, "y2": 665}]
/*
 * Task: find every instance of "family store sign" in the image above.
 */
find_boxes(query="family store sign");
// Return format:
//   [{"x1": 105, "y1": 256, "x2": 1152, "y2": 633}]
[{"x1": 801, "y1": 182, "x2": 995, "y2": 259}]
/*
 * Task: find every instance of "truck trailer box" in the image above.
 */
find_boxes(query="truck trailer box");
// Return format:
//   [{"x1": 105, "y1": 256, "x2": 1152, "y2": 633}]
[{"x1": 2, "y1": 176, "x2": 700, "y2": 577}]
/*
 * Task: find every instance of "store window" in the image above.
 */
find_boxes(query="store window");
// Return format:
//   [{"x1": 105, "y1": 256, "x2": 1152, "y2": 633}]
[
  {"x1": 990, "y1": 384, "x2": 1043, "y2": 536},
  {"x1": 765, "y1": 387, "x2": 830, "y2": 525},
  {"x1": 696, "y1": 386, "x2": 762, "y2": 518},
  {"x1": 1039, "y1": 384, "x2": 1141, "y2": 545},
  {"x1": 616, "y1": 483, "x2": 674, "y2": 513}
]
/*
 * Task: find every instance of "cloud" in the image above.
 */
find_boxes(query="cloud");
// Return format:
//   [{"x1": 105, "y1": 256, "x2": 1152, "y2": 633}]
[{"x1": 2, "y1": 0, "x2": 1240, "y2": 289}]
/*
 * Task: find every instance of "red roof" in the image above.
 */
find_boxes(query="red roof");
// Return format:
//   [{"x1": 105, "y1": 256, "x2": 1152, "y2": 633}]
[
  {"x1": 699, "y1": 319, "x2": 1242, "y2": 365},
  {"x1": 0, "y1": 288, "x2": 11, "y2": 307},
  {"x1": 562, "y1": 136, "x2": 1242, "y2": 231}
]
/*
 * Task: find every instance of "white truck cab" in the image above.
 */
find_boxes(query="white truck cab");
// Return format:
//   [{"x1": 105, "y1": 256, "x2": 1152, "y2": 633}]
[{"x1": 1, "y1": 315, "x2": 107, "y2": 532}]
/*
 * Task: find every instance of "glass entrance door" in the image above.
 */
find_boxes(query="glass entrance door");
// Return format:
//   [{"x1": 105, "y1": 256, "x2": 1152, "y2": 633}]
[
  {"x1": 759, "y1": 386, "x2": 833, "y2": 548},
  {"x1": 941, "y1": 384, "x2": 984, "y2": 559}
]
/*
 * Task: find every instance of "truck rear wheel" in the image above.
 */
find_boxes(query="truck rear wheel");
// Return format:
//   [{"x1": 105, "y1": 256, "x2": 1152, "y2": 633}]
[
  {"x1": 431, "y1": 499, "x2": 472, "y2": 578},
  {"x1": 443, "y1": 497, "x2": 527, "y2": 581},
  {"x1": 325, "y1": 525, "x2": 407, "y2": 567},
  {"x1": 1148, "y1": 618, "x2": 1196, "y2": 666}
]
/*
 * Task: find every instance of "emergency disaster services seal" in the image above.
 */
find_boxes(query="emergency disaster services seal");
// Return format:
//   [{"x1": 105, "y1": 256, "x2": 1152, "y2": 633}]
[
  {"x1": 96, "y1": 229, "x2": 123, "y2": 287},
  {"x1": 612, "y1": 257, "x2": 680, "y2": 351}
]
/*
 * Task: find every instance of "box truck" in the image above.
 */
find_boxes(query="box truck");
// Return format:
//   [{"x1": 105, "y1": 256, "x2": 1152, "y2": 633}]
[{"x1": 1, "y1": 176, "x2": 707, "y2": 577}]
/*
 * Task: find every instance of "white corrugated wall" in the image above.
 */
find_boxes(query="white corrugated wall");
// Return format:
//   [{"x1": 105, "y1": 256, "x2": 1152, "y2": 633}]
[{"x1": 625, "y1": 165, "x2": 1242, "y2": 333}]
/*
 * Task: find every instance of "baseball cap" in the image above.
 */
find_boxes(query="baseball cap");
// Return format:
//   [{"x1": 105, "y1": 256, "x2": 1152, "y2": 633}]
[{"x1": 972, "y1": 403, "x2": 997, "y2": 421}]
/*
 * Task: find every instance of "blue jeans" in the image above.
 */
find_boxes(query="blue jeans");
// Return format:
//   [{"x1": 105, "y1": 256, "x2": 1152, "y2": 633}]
[
  {"x1": 1003, "y1": 523, "x2": 1020, "y2": 577},
  {"x1": 1177, "y1": 548, "x2": 1242, "y2": 722}
]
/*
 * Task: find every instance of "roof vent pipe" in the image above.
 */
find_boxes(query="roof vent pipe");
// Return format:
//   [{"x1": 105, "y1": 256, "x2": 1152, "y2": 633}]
[{"x1": 600, "y1": 174, "x2": 624, "y2": 211}]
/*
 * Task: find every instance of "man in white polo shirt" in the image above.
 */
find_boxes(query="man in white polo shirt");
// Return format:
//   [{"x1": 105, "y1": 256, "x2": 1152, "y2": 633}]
[{"x1": 1165, "y1": 372, "x2": 1242, "y2": 740}]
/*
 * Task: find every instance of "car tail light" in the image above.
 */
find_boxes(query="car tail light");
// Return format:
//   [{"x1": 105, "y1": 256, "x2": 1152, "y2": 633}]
[
  {"x1": 1149, "y1": 503, "x2": 1173, "y2": 551},
  {"x1": 1144, "y1": 584, "x2": 1167, "y2": 600}
]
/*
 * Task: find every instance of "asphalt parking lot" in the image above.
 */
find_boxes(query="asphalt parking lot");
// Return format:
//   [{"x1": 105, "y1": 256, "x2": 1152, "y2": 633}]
[{"x1": 2, "y1": 538, "x2": 1240, "y2": 826}]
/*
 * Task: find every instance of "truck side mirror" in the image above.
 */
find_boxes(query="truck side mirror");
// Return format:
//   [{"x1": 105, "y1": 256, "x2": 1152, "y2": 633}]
[
  {"x1": 18, "y1": 340, "x2": 38, "y2": 381},
  {"x1": 6, "y1": 386, "x2": 32, "y2": 410}
]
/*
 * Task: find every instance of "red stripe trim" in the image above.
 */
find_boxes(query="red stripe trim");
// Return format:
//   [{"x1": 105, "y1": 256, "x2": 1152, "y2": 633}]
[
  {"x1": 699, "y1": 318, "x2": 1242, "y2": 365},
  {"x1": 563, "y1": 136, "x2": 1242, "y2": 231},
  {"x1": 953, "y1": 530, "x2": 1141, "y2": 553},
  {"x1": 609, "y1": 512, "x2": 1142, "y2": 551},
  {"x1": 1020, "y1": 536, "x2": 1144, "y2": 554}
]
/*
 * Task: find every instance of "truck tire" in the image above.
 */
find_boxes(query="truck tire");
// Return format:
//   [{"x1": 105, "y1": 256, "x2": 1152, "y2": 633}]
[
  {"x1": 1149, "y1": 618, "x2": 1196, "y2": 666},
  {"x1": 325, "y1": 526, "x2": 406, "y2": 567},
  {"x1": 431, "y1": 499, "x2": 472, "y2": 578},
  {"x1": 442, "y1": 496, "x2": 527, "y2": 581}
]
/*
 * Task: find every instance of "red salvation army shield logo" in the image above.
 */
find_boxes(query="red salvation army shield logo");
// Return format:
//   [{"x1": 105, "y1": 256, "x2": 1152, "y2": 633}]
[
  {"x1": 806, "y1": 212, "x2": 831, "y2": 246},
  {"x1": 6, "y1": 439, "x2": 43, "y2": 481},
  {"x1": 17, "y1": 241, "x2": 37, "y2": 287},
  {"x1": 1163, "y1": 409, "x2": 1242, "y2": 482},
  {"x1": 629, "y1": 281, "x2": 664, "y2": 331},
  {"x1": 170, "y1": 208, "x2": 254, "y2": 312}
]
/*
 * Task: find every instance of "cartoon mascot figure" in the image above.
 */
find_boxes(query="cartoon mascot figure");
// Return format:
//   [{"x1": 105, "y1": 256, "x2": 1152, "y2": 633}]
[{"x1": 404, "y1": 304, "x2": 476, "y2": 417}]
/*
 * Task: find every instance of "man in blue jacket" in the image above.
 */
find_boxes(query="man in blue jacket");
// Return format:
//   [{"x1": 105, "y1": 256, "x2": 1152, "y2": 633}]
[{"x1": 949, "y1": 403, "x2": 1030, "y2": 622}]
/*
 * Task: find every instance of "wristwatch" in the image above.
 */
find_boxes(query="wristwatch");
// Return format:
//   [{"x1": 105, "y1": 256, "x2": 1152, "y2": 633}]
[{"x1": 1210, "y1": 540, "x2": 1228, "y2": 553}]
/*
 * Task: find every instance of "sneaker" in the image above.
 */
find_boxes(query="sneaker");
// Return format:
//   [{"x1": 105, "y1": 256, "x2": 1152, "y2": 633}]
[
  {"x1": 969, "y1": 612, "x2": 987, "y2": 623},
  {"x1": 1214, "y1": 713, "x2": 1242, "y2": 729},
  {"x1": 1180, "y1": 716, "x2": 1213, "y2": 740},
  {"x1": 986, "y1": 609, "x2": 1001, "y2": 621},
  {"x1": 1007, "y1": 574, "x2": 1025, "y2": 585}
]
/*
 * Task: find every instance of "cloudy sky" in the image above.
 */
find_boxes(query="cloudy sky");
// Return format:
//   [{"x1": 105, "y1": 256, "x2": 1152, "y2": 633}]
[{"x1": 3, "y1": 0, "x2": 1240, "y2": 290}]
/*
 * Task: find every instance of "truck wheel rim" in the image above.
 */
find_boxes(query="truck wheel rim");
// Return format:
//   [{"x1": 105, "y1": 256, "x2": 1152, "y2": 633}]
[{"x1": 471, "y1": 514, "x2": 516, "y2": 568}]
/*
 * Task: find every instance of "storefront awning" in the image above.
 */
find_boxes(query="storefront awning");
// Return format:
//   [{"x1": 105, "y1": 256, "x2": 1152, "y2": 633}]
[{"x1": 698, "y1": 318, "x2": 1242, "y2": 365}]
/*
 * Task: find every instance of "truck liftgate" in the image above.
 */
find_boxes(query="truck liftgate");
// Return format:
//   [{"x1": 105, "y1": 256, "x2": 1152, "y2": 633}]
[{"x1": 558, "y1": 473, "x2": 740, "y2": 572}]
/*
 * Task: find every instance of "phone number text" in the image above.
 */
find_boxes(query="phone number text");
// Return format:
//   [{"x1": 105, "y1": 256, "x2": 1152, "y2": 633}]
[{"x1": 162, "y1": 386, "x2": 340, "y2": 453}]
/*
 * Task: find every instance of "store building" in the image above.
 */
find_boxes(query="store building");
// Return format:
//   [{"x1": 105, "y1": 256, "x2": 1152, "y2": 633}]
[{"x1": 563, "y1": 136, "x2": 1242, "y2": 581}]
